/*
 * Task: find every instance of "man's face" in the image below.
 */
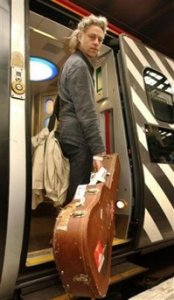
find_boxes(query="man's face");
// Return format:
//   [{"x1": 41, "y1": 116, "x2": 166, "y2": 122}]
[{"x1": 78, "y1": 25, "x2": 104, "y2": 58}]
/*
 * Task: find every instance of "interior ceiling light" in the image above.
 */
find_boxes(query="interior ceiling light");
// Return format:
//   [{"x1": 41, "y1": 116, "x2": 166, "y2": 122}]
[{"x1": 30, "y1": 57, "x2": 58, "y2": 81}]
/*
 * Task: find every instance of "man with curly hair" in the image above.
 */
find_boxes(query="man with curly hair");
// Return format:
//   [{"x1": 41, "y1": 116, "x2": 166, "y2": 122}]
[{"x1": 57, "y1": 14, "x2": 108, "y2": 205}]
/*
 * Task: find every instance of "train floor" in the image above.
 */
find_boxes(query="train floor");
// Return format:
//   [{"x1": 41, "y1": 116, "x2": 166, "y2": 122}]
[{"x1": 17, "y1": 245, "x2": 174, "y2": 300}]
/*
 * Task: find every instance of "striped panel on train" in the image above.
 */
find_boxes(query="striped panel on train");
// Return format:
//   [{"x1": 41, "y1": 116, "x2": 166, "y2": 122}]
[{"x1": 119, "y1": 34, "x2": 174, "y2": 248}]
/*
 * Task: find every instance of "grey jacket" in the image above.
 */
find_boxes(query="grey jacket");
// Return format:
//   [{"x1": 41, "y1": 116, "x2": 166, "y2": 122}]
[{"x1": 58, "y1": 50, "x2": 105, "y2": 155}]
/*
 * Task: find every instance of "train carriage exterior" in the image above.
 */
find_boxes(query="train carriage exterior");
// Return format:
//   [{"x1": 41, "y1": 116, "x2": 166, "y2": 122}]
[
  {"x1": 118, "y1": 34, "x2": 174, "y2": 247},
  {"x1": 0, "y1": 0, "x2": 173, "y2": 299}
]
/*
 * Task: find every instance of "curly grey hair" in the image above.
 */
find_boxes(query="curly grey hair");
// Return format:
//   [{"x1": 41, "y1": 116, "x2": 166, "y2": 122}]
[{"x1": 69, "y1": 14, "x2": 108, "y2": 53}]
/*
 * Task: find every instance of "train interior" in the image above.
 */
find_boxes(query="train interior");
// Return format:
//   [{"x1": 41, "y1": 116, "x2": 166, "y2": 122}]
[
  {"x1": 28, "y1": 11, "x2": 70, "y2": 267},
  {"x1": 28, "y1": 10, "x2": 132, "y2": 269}
]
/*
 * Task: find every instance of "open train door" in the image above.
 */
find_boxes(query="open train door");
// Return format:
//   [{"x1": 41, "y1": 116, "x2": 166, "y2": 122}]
[
  {"x1": 0, "y1": 0, "x2": 29, "y2": 299},
  {"x1": 118, "y1": 34, "x2": 174, "y2": 250}
]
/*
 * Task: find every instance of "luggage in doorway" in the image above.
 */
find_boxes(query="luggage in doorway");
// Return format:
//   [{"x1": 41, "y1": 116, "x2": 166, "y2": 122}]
[{"x1": 53, "y1": 153, "x2": 120, "y2": 298}]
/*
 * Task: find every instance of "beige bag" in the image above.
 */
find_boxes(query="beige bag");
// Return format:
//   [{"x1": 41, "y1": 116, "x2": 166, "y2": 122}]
[{"x1": 44, "y1": 130, "x2": 70, "y2": 207}]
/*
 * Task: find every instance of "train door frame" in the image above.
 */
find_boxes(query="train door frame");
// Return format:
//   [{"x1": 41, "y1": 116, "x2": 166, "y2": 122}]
[
  {"x1": 0, "y1": 0, "x2": 30, "y2": 299},
  {"x1": 0, "y1": 0, "x2": 11, "y2": 285},
  {"x1": 113, "y1": 40, "x2": 145, "y2": 246}
]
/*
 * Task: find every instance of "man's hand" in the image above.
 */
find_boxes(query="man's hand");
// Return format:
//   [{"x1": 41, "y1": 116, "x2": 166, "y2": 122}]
[{"x1": 93, "y1": 154, "x2": 105, "y2": 172}]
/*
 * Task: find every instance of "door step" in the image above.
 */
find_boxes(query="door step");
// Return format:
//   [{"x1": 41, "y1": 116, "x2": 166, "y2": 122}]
[
  {"x1": 26, "y1": 247, "x2": 53, "y2": 266},
  {"x1": 112, "y1": 237, "x2": 130, "y2": 246},
  {"x1": 26, "y1": 239, "x2": 129, "y2": 267}
]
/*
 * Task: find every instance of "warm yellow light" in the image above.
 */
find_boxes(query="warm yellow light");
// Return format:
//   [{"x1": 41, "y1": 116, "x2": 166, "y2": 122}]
[{"x1": 116, "y1": 200, "x2": 126, "y2": 209}]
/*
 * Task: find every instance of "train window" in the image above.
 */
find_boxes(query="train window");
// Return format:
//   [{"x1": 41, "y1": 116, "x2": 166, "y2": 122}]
[
  {"x1": 145, "y1": 124, "x2": 174, "y2": 164},
  {"x1": 143, "y1": 68, "x2": 174, "y2": 123},
  {"x1": 95, "y1": 63, "x2": 108, "y2": 102},
  {"x1": 96, "y1": 66, "x2": 102, "y2": 93}
]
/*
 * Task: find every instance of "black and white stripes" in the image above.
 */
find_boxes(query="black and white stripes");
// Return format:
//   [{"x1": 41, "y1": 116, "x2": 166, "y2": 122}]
[{"x1": 120, "y1": 35, "x2": 174, "y2": 246}]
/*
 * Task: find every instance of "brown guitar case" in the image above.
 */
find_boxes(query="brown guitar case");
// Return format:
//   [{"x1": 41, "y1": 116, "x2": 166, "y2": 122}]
[{"x1": 53, "y1": 154, "x2": 120, "y2": 298}]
